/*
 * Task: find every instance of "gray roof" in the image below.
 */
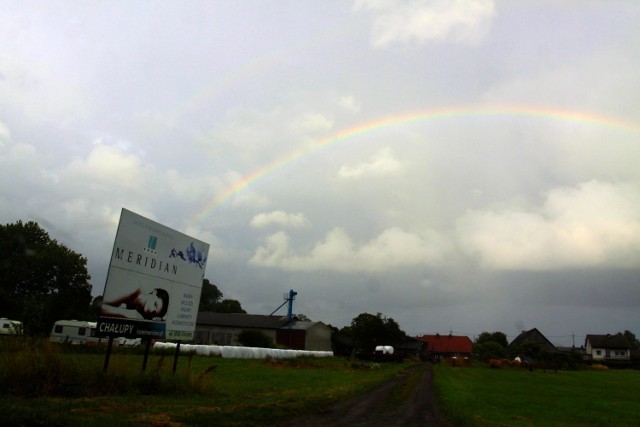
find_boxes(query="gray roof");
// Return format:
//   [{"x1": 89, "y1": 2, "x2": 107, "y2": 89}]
[
  {"x1": 196, "y1": 312, "x2": 290, "y2": 329},
  {"x1": 586, "y1": 334, "x2": 631, "y2": 350},
  {"x1": 508, "y1": 328, "x2": 557, "y2": 352},
  {"x1": 280, "y1": 320, "x2": 328, "y2": 331}
]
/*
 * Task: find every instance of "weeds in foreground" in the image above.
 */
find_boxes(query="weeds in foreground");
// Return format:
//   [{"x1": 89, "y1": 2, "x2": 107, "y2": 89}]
[{"x1": 0, "y1": 338, "x2": 216, "y2": 397}]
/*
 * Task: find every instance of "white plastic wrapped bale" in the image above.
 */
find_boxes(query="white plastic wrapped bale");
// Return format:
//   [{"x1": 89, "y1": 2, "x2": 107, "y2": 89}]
[
  {"x1": 194, "y1": 345, "x2": 211, "y2": 356},
  {"x1": 220, "y1": 346, "x2": 238, "y2": 358},
  {"x1": 374, "y1": 345, "x2": 394, "y2": 354},
  {"x1": 153, "y1": 342, "x2": 176, "y2": 350},
  {"x1": 154, "y1": 342, "x2": 333, "y2": 359},
  {"x1": 209, "y1": 345, "x2": 222, "y2": 356}
]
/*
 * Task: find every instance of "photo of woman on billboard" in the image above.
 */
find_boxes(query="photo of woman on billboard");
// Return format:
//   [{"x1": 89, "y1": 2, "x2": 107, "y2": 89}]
[{"x1": 100, "y1": 288, "x2": 169, "y2": 321}]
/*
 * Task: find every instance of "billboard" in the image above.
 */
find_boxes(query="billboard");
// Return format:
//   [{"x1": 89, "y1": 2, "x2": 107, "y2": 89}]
[{"x1": 97, "y1": 208, "x2": 209, "y2": 341}]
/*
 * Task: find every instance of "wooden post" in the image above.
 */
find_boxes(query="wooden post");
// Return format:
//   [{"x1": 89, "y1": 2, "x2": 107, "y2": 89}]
[
  {"x1": 103, "y1": 336, "x2": 114, "y2": 372},
  {"x1": 142, "y1": 338, "x2": 152, "y2": 371},
  {"x1": 172, "y1": 342, "x2": 181, "y2": 374}
]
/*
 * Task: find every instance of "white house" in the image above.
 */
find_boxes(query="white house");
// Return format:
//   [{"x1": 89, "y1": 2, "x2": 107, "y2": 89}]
[{"x1": 585, "y1": 334, "x2": 631, "y2": 361}]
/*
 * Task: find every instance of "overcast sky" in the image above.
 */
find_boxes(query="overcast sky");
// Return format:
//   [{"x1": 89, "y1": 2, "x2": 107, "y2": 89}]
[{"x1": 2, "y1": 0, "x2": 639, "y2": 346}]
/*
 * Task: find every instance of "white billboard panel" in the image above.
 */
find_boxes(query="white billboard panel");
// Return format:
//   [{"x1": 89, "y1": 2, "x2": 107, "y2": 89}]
[{"x1": 98, "y1": 208, "x2": 209, "y2": 341}]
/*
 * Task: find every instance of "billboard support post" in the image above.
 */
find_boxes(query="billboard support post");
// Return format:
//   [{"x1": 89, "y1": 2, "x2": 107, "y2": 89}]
[
  {"x1": 172, "y1": 342, "x2": 181, "y2": 374},
  {"x1": 103, "y1": 336, "x2": 114, "y2": 372},
  {"x1": 142, "y1": 338, "x2": 151, "y2": 372}
]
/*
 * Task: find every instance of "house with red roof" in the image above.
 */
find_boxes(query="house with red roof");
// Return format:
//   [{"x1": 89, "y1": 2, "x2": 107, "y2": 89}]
[{"x1": 418, "y1": 333, "x2": 473, "y2": 360}]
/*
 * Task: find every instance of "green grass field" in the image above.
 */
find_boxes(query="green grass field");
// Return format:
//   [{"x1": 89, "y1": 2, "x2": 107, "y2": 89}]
[
  {"x1": 4, "y1": 339, "x2": 640, "y2": 426},
  {"x1": 0, "y1": 340, "x2": 408, "y2": 426},
  {"x1": 434, "y1": 363, "x2": 640, "y2": 426}
]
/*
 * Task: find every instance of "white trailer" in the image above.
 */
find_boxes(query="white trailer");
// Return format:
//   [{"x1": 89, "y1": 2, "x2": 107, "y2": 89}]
[
  {"x1": 49, "y1": 320, "x2": 140, "y2": 346},
  {"x1": 0, "y1": 318, "x2": 22, "y2": 335},
  {"x1": 50, "y1": 320, "x2": 103, "y2": 345}
]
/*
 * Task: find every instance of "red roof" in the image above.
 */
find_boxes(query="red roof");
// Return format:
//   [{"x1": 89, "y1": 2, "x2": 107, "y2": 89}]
[{"x1": 418, "y1": 334, "x2": 473, "y2": 354}]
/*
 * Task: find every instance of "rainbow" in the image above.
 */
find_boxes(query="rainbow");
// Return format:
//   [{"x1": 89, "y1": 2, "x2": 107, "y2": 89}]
[{"x1": 190, "y1": 104, "x2": 640, "y2": 224}]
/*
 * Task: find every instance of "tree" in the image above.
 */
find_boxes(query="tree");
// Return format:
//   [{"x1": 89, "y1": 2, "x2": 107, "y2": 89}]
[
  {"x1": 623, "y1": 330, "x2": 640, "y2": 349},
  {"x1": 475, "y1": 331, "x2": 508, "y2": 348},
  {"x1": 198, "y1": 278, "x2": 223, "y2": 311},
  {"x1": 349, "y1": 312, "x2": 406, "y2": 352},
  {"x1": 0, "y1": 220, "x2": 93, "y2": 336},
  {"x1": 198, "y1": 279, "x2": 246, "y2": 313},
  {"x1": 474, "y1": 341, "x2": 507, "y2": 361},
  {"x1": 214, "y1": 299, "x2": 246, "y2": 314}
]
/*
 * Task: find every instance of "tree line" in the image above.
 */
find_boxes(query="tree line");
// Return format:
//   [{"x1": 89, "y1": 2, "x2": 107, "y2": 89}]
[{"x1": 0, "y1": 220, "x2": 247, "y2": 336}]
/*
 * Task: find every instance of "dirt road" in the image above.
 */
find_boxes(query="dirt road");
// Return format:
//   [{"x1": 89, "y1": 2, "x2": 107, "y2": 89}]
[{"x1": 280, "y1": 363, "x2": 446, "y2": 427}]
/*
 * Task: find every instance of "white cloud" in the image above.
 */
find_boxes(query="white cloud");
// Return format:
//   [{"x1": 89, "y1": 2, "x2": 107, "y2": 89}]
[
  {"x1": 354, "y1": 0, "x2": 496, "y2": 48},
  {"x1": 287, "y1": 113, "x2": 334, "y2": 135},
  {"x1": 250, "y1": 226, "x2": 451, "y2": 272},
  {"x1": 338, "y1": 147, "x2": 403, "y2": 179},
  {"x1": 0, "y1": 121, "x2": 10, "y2": 143},
  {"x1": 250, "y1": 211, "x2": 310, "y2": 229},
  {"x1": 456, "y1": 180, "x2": 640, "y2": 270},
  {"x1": 340, "y1": 95, "x2": 362, "y2": 114},
  {"x1": 202, "y1": 107, "x2": 335, "y2": 166},
  {"x1": 63, "y1": 144, "x2": 154, "y2": 192}
]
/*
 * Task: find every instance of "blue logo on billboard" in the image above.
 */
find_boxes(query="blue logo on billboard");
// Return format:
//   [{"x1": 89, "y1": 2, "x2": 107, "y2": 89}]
[
  {"x1": 169, "y1": 242, "x2": 207, "y2": 269},
  {"x1": 145, "y1": 235, "x2": 158, "y2": 255}
]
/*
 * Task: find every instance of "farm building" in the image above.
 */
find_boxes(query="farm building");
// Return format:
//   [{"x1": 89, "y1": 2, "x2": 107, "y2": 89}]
[
  {"x1": 508, "y1": 328, "x2": 557, "y2": 353},
  {"x1": 194, "y1": 312, "x2": 332, "y2": 351},
  {"x1": 585, "y1": 334, "x2": 631, "y2": 361},
  {"x1": 417, "y1": 333, "x2": 473, "y2": 360}
]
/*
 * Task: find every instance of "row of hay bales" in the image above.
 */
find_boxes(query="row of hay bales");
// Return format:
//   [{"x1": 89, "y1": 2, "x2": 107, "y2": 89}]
[{"x1": 153, "y1": 342, "x2": 334, "y2": 359}]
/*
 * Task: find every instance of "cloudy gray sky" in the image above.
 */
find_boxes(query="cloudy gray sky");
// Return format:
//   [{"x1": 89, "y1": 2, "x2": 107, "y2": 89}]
[{"x1": 2, "y1": 0, "x2": 639, "y2": 346}]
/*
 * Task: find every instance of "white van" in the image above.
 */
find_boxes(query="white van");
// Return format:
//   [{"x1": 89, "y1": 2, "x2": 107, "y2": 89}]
[
  {"x1": 50, "y1": 320, "x2": 103, "y2": 345},
  {"x1": 0, "y1": 318, "x2": 22, "y2": 335}
]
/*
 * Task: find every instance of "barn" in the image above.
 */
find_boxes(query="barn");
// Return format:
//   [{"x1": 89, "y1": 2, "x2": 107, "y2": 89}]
[{"x1": 194, "y1": 312, "x2": 332, "y2": 351}]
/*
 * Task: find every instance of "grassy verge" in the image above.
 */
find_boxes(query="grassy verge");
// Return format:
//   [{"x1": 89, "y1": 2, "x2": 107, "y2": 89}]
[
  {"x1": 433, "y1": 362, "x2": 640, "y2": 426},
  {"x1": 0, "y1": 339, "x2": 409, "y2": 426}
]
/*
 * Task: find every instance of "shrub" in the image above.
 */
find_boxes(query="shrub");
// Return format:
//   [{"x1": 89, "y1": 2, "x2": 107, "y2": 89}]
[{"x1": 237, "y1": 329, "x2": 273, "y2": 348}]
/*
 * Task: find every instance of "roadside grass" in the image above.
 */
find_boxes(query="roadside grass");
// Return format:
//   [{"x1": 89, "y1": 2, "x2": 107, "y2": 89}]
[
  {"x1": 434, "y1": 362, "x2": 640, "y2": 426},
  {"x1": 0, "y1": 338, "x2": 409, "y2": 426}
]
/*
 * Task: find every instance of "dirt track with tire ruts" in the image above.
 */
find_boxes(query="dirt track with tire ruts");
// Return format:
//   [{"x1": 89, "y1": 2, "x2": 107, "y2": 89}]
[{"x1": 278, "y1": 363, "x2": 446, "y2": 427}]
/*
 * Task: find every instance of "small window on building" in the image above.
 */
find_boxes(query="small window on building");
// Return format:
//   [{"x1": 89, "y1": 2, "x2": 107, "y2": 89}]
[
  {"x1": 595, "y1": 350, "x2": 601, "y2": 355},
  {"x1": 55, "y1": 325, "x2": 63, "y2": 334},
  {"x1": 78, "y1": 327, "x2": 86, "y2": 336},
  {"x1": 2, "y1": 323, "x2": 9, "y2": 328}
]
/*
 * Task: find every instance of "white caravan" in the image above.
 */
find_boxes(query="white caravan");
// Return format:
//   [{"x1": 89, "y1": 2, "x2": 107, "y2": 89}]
[
  {"x1": 50, "y1": 320, "x2": 103, "y2": 345},
  {"x1": 50, "y1": 320, "x2": 140, "y2": 346},
  {"x1": 0, "y1": 318, "x2": 22, "y2": 335}
]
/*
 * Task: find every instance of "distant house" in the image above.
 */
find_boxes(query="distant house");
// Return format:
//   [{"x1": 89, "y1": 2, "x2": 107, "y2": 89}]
[
  {"x1": 585, "y1": 334, "x2": 631, "y2": 361},
  {"x1": 508, "y1": 328, "x2": 557, "y2": 353},
  {"x1": 194, "y1": 312, "x2": 332, "y2": 351},
  {"x1": 417, "y1": 334, "x2": 473, "y2": 360}
]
